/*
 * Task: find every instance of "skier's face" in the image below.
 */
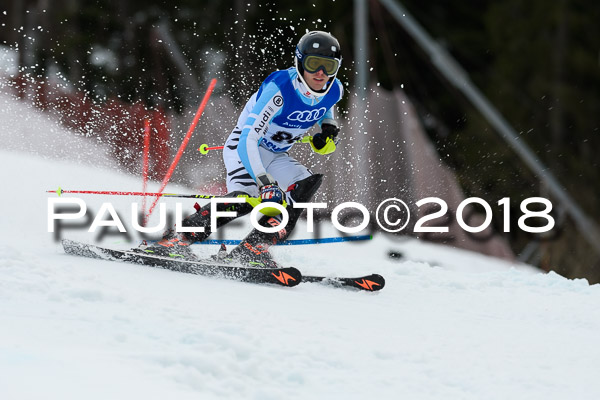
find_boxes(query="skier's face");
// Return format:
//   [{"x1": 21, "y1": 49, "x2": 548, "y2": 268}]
[{"x1": 303, "y1": 69, "x2": 328, "y2": 91}]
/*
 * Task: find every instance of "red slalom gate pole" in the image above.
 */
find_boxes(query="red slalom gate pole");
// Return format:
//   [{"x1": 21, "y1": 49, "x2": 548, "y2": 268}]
[
  {"x1": 141, "y1": 118, "x2": 151, "y2": 224},
  {"x1": 146, "y1": 78, "x2": 217, "y2": 220}
]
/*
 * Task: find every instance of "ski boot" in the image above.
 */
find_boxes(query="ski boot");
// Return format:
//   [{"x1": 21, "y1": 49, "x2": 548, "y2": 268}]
[
  {"x1": 180, "y1": 192, "x2": 254, "y2": 240},
  {"x1": 135, "y1": 193, "x2": 254, "y2": 261},
  {"x1": 135, "y1": 229, "x2": 198, "y2": 260},
  {"x1": 227, "y1": 211, "x2": 286, "y2": 268},
  {"x1": 229, "y1": 240, "x2": 279, "y2": 268}
]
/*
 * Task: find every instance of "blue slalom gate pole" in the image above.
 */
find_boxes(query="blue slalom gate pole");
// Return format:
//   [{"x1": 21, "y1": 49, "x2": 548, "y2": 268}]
[{"x1": 195, "y1": 235, "x2": 372, "y2": 246}]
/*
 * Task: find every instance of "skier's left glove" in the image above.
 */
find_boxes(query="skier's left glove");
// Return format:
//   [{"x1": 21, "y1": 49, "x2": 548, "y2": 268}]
[
  {"x1": 303, "y1": 123, "x2": 339, "y2": 155},
  {"x1": 256, "y1": 173, "x2": 285, "y2": 205}
]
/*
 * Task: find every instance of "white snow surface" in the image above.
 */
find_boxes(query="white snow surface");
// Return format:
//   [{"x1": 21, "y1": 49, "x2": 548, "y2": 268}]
[{"x1": 1, "y1": 90, "x2": 600, "y2": 400}]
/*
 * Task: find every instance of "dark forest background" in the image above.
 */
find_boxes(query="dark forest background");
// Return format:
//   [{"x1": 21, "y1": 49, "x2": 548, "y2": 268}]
[{"x1": 1, "y1": 0, "x2": 599, "y2": 281}]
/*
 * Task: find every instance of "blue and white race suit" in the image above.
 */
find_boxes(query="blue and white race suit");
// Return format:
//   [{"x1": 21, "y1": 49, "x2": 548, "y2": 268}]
[{"x1": 223, "y1": 67, "x2": 343, "y2": 200}]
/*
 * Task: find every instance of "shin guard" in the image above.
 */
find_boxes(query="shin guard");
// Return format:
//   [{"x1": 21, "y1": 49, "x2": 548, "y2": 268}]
[{"x1": 180, "y1": 192, "x2": 253, "y2": 242}]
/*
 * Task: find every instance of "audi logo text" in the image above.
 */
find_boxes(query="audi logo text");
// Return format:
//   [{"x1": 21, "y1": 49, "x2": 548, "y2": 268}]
[{"x1": 287, "y1": 107, "x2": 326, "y2": 122}]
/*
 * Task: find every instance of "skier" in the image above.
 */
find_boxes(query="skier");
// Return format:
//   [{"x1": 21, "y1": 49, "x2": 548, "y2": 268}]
[{"x1": 142, "y1": 30, "x2": 344, "y2": 266}]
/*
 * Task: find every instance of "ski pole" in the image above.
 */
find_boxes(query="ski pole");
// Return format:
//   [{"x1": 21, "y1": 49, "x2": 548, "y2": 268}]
[
  {"x1": 198, "y1": 144, "x2": 224, "y2": 154},
  {"x1": 47, "y1": 187, "x2": 285, "y2": 216},
  {"x1": 47, "y1": 187, "x2": 225, "y2": 199},
  {"x1": 198, "y1": 136, "x2": 314, "y2": 155}
]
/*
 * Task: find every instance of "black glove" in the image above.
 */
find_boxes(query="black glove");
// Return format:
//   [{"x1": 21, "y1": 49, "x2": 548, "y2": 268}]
[{"x1": 312, "y1": 123, "x2": 340, "y2": 150}]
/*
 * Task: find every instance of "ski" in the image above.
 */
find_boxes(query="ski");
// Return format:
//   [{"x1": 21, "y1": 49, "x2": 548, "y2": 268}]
[
  {"x1": 301, "y1": 273, "x2": 385, "y2": 291},
  {"x1": 61, "y1": 239, "x2": 301, "y2": 287},
  {"x1": 62, "y1": 240, "x2": 384, "y2": 291}
]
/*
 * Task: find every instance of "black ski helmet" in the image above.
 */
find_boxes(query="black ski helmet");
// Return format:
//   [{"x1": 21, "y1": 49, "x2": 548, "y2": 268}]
[{"x1": 295, "y1": 31, "x2": 342, "y2": 96}]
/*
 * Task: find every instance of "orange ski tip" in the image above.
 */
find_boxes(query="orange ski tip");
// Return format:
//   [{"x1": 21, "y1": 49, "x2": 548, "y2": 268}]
[
  {"x1": 355, "y1": 279, "x2": 380, "y2": 291},
  {"x1": 272, "y1": 271, "x2": 296, "y2": 286}
]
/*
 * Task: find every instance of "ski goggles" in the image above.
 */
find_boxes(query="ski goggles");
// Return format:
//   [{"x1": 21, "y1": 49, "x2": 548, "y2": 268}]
[{"x1": 301, "y1": 54, "x2": 341, "y2": 76}]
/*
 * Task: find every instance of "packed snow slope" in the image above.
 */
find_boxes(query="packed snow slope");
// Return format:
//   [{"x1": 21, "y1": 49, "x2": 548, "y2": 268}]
[{"x1": 1, "y1": 91, "x2": 599, "y2": 400}]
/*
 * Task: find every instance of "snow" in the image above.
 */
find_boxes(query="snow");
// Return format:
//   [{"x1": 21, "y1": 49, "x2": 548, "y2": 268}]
[{"x1": 1, "y1": 89, "x2": 600, "y2": 400}]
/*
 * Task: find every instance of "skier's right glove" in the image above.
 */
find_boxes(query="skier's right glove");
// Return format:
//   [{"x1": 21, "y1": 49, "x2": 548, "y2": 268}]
[{"x1": 256, "y1": 173, "x2": 285, "y2": 205}]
